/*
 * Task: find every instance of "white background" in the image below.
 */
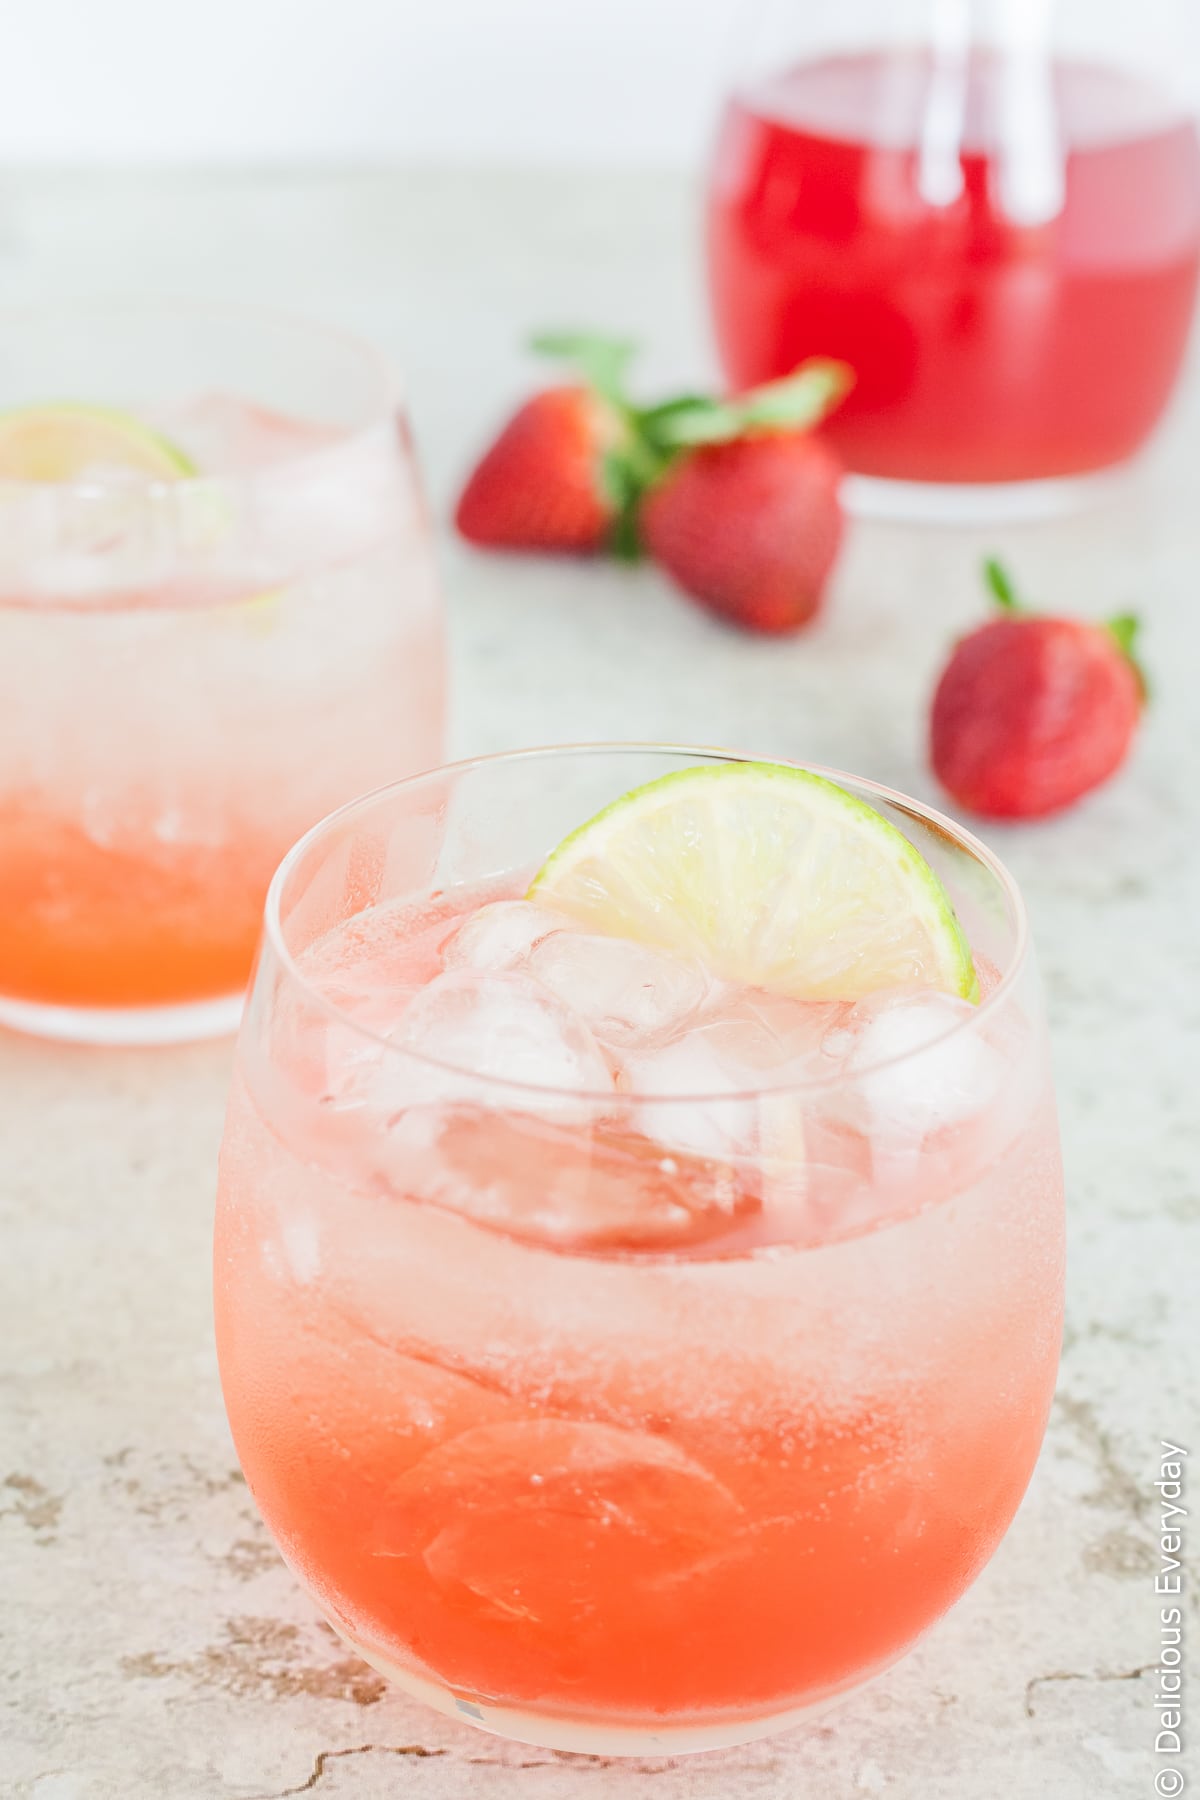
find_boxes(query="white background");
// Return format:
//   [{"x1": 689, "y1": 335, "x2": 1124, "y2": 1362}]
[
  {"x1": 0, "y1": 0, "x2": 1193, "y2": 167},
  {"x1": 0, "y1": 0, "x2": 737, "y2": 166}
]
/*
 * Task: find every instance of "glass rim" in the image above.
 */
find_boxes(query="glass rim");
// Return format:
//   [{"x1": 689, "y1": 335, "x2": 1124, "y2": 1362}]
[
  {"x1": 261, "y1": 743, "x2": 1032, "y2": 1104},
  {"x1": 0, "y1": 296, "x2": 403, "y2": 500}
]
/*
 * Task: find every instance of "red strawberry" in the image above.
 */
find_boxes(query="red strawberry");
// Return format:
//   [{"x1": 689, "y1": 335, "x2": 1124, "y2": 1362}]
[
  {"x1": 930, "y1": 560, "x2": 1146, "y2": 819},
  {"x1": 455, "y1": 336, "x2": 852, "y2": 603},
  {"x1": 640, "y1": 432, "x2": 844, "y2": 634},
  {"x1": 455, "y1": 384, "x2": 621, "y2": 553}
]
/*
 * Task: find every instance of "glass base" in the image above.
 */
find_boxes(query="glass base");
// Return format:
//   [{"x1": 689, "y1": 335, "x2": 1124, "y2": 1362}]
[
  {"x1": 0, "y1": 988, "x2": 244, "y2": 1046},
  {"x1": 844, "y1": 468, "x2": 1123, "y2": 526},
  {"x1": 334, "y1": 1625, "x2": 880, "y2": 1756}
]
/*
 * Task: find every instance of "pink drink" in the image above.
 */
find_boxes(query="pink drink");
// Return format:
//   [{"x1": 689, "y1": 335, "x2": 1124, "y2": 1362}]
[
  {"x1": 708, "y1": 52, "x2": 1200, "y2": 483},
  {"x1": 214, "y1": 751, "x2": 1065, "y2": 1753},
  {"x1": 0, "y1": 304, "x2": 445, "y2": 1039}
]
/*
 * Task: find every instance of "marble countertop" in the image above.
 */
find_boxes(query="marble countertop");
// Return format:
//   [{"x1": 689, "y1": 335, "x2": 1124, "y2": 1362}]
[{"x1": 2, "y1": 167, "x2": 1196, "y2": 1800}]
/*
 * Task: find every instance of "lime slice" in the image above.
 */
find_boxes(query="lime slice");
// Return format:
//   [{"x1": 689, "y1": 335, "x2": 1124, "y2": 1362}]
[
  {"x1": 528, "y1": 763, "x2": 977, "y2": 1002},
  {"x1": 0, "y1": 405, "x2": 194, "y2": 483}
]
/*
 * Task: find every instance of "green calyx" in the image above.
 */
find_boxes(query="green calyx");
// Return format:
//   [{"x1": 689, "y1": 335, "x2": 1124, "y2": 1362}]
[
  {"x1": 981, "y1": 558, "x2": 1150, "y2": 704},
  {"x1": 531, "y1": 332, "x2": 638, "y2": 408},
  {"x1": 982, "y1": 556, "x2": 1024, "y2": 613},
  {"x1": 531, "y1": 331, "x2": 852, "y2": 558},
  {"x1": 1105, "y1": 612, "x2": 1150, "y2": 703}
]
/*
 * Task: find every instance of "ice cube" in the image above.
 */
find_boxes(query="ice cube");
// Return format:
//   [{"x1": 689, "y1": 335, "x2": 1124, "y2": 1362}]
[
  {"x1": 692, "y1": 991, "x2": 846, "y2": 1084},
  {"x1": 280, "y1": 1213, "x2": 322, "y2": 1285},
  {"x1": 441, "y1": 900, "x2": 572, "y2": 974},
  {"x1": 160, "y1": 393, "x2": 424, "y2": 575},
  {"x1": 158, "y1": 391, "x2": 340, "y2": 473},
  {"x1": 307, "y1": 970, "x2": 612, "y2": 1149},
  {"x1": 396, "y1": 969, "x2": 613, "y2": 1116},
  {"x1": 528, "y1": 931, "x2": 708, "y2": 1047},
  {"x1": 619, "y1": 1034, "x2": 761, "y2": 1163},
  {"x1": 307, "y1": 902, "x2": 452, "y2": 1017},
  {"x1": 375, "y1": 1418, "x2": 742, "y2": 1624},
  {"x1": 829, "y1": 987, "x2": 1002, "y2": 1143},
  {"x1": 386, "y1": 1107, "x2": 755, "y2": 1251},
  {"x1": 618, "y1": 992, "x2": 841, "y2": 1164},
  {"x1": 318, "y1": 970, "x2": 422, "y2": 1040}
]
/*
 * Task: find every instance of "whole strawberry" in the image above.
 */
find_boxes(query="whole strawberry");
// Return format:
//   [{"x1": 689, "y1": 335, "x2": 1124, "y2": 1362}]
[
  {"x1": 930, "y1": 560, "x2": 1146, "y2": 819},
  {"x1": 455, "y1": 382, "x2": 624, "y2": 554},
  {"x1": 640, "y1": 431, "x2": 843, "y2": 633},
  {"x1": 456, "y1": 335, "x2": 851, "y2": 631}
]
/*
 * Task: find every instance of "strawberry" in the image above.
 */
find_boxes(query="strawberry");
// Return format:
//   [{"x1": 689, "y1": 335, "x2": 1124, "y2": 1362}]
[
  {"x1": 930, "y1": 560, "x2": 1147, "y2": 819},
  {"x1": 455, "y1": 335, "x2": 851, "y2": 618},
  {"x1": 454, "y1": 384, "x2": 622, "y2": 553},
  {"x1": 639, "y1": 431, "x2": 843, "y2": 633}
]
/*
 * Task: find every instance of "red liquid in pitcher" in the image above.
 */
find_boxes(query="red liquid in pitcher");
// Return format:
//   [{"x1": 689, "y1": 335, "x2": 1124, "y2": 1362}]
[{"x1": 708, "y1": 53, "x2": 1200, "y2": 483}]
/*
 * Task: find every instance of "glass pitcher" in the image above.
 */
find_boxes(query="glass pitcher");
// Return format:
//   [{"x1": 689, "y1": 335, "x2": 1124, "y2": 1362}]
[{"x1": 706, "y1": 0, "x2": 1200, "y2": 519}]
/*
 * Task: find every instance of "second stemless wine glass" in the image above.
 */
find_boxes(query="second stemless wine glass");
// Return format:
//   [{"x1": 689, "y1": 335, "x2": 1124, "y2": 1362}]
[
  {"x1": 707, "y1": 0, "x2": 1200, "y2": 519},
  {"x1": 0, "y1": 302, "x2": 445, "y2": 1043},
  {"x1": 215, "y1": 746, "x2": 1065, "y2": 1754}
]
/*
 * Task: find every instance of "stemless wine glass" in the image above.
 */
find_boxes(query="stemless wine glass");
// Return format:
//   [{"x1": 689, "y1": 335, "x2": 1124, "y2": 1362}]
[
  {"x1": 707, "y1": 0, "x2": 1200, "y2": 520},
  {"x1": 0, "y1": 301, "x2": 445, "y2": 1044},
  {"x1": 214, "y1": 745, "x2": 1065, "y2": 1755}
]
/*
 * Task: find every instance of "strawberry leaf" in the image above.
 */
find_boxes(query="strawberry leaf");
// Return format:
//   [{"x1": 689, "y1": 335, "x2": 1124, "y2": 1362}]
[
  {"x1": 531, "y1": 332, "x2": 637, "y2": 408},
  {"x1": 1107, "y1": 612, "x2": 1139, "y2": 657},
  {"x1": 1107, "y1": 612, "x2": 1151, "y2": 704},
  {"x1": 983, "y1": 558, "x2": 1024, "y2": 613},
  {"x1": 638, "y1": 359, "x2": 852, "y2": 453},
  {"x1": 637, "y1": 396, "x2": 745, "y2": 451},
  {"x1": 736, "y1": 358, "x2": 853, "y2": 430}
]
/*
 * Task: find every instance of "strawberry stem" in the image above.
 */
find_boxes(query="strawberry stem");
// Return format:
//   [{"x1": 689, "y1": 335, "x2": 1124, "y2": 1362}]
[{"x1": 983, "y1": 557, "x2": 1023, "y2": 613}]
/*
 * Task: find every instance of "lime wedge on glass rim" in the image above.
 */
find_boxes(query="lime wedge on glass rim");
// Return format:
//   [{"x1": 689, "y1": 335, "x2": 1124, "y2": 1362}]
[
  {"x1": 528, "y1": 762, "x2": 978, "y2": 1002},
  {"x1": 0, "y1": 404, "x2": 194, "y2": 482}
]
